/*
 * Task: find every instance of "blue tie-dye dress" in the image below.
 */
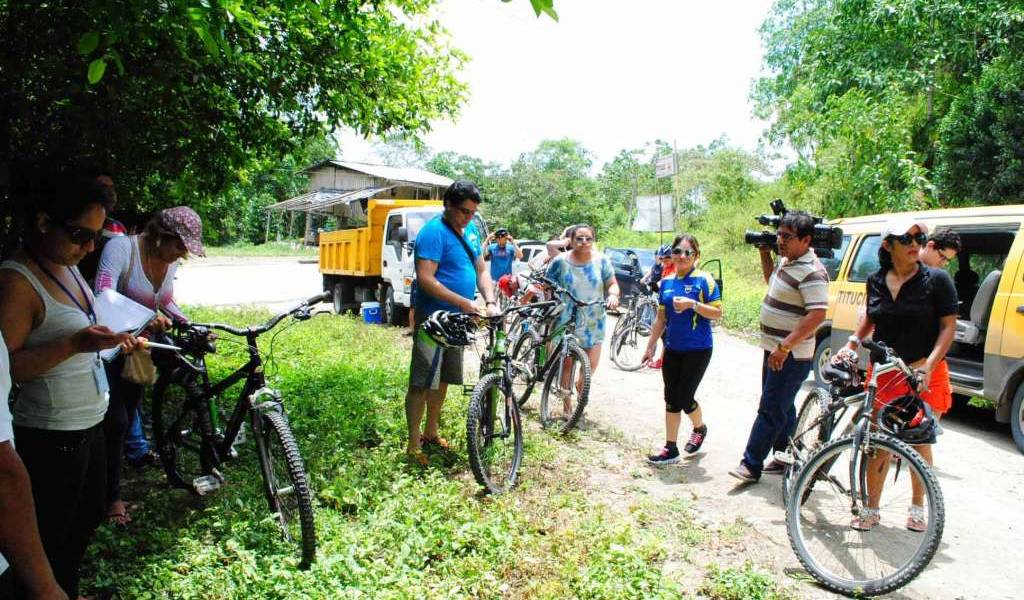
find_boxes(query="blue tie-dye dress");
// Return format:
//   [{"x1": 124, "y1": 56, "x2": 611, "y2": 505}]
[{"x1": 545, "y1": 252, "x2": 614, "y2": 349}]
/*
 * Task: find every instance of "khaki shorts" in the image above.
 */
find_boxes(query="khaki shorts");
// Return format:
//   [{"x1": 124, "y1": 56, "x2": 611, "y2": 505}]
[{"x1": 409, "y1": 324, "x2": 464, "y2": 390}]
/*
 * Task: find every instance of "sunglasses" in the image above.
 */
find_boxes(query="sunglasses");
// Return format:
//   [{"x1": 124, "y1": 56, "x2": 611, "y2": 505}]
[
  {"x1": 574, "y1": 236, "x2": 594, "y2": 243},
  {"x1": 891, "y1": 232, "x2": 928, "y2": 246},
  {"x1": 60, "y1": 223, "x2": 103, "y2": 246},
  {"x1": 671, "y1": 248, "x2": 696, "y2": 258}
]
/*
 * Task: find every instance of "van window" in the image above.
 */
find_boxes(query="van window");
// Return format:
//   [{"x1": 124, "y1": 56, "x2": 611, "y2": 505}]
[
  {"x1": 820, "y1": 234, "x2": 852, "y2": 280},
  {"x1": 849, "y1": 235, "x2": 882, "y2": 282}
]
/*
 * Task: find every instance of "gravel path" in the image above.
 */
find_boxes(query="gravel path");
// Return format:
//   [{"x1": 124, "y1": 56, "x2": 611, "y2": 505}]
[{"x1": 586, "y1": 317, "x2": 1022, "y2": 600}]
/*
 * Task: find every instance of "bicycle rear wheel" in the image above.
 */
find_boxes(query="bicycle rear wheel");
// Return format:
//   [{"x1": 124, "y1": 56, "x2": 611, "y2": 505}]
[
  {"x1": 539, "y1": 344, "x2": 591, "y2": 434},
  {"x1": 254, "y1": 409, "x2": 317, "y2": 569},
  {"x1": 610, "y1": 315, "x2": 650, "y2": 371},
  {"x1": 510, "y1": 330, "x2": 541, "y2": 407},
  {"x1": 152, "y1": 377, "x2": 217, "y2": 492},
  {"x1": 467, "y1": 373, "x2": 524, "y2": 494},
  {"x1": 786, "y1": 432, "x2": 944, "y2": 596},
  {"x1": 781, "y1": 388, "x2": 833, "y2": 504}
]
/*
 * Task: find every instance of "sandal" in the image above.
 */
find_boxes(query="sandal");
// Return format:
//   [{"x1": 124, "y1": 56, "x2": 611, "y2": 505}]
[
  {"x1": 107, "y1": 501, "x2": 132, "y2": 526},
  {"x1": 850, "y1": 508, "x2": 880, "y2": 531},
  {"x1": 406, "y1": 448, "x2": 429, "y2": 467},
  {"x1": 907, "y1": 505, "x2": 927, "y2": 532},
  {"x1": 421, "y1": 436, "x2": 450, "y2": 450}
]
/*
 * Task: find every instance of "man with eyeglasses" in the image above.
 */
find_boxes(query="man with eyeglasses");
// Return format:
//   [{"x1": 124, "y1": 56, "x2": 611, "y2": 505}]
[
  {"x1": 405, "y1": 181, "x2": 499, "y2": 466},
  {"x1": 918, "y1": 229, "x2": 962, "y2": 269},
  {"x1": 730, "y1": 211, "x2": 828, "y2": 483}
]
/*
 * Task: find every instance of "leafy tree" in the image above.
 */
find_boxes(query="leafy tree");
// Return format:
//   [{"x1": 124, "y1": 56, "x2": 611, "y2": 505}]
[
  {"x1": 755, "y1": 0, "x2": 1024, "y2": 214},
  {"x1": 2, "y1": 0, "x2": 470, "y2": 248}
]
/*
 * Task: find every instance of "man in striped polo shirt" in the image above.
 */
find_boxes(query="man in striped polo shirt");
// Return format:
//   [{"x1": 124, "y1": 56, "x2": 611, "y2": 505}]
[{"x1": 730, "y1": 211, "x2": 828, "y2": 482}]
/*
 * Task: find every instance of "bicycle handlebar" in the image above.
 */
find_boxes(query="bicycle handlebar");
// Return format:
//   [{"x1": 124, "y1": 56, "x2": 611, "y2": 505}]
[
  {"x1": 526, "y1": 273, "x2": 607, "y2": 308},
  {"x1": 189, "y1": 291, "x2": 331, "y2": 338},
  {"x1": 859, "y1": 339, "x2": 922, "y2": 391}
]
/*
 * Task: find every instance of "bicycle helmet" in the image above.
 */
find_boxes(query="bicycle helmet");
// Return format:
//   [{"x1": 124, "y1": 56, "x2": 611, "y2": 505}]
[
  {"x1": 422, "y1": 311, "x2": 478, "y2": 347},
  {"x1": 825, "y1": 351, "x2": 863, "y2": 396},
  {"x1": 877, "y1": 395, "x2": 936, "y2": 444},
  {"x1": 656, "y1": 244, "x2": 672, "y2": 258},
  {"x1": 497, "y1": 273, "x2": 519, "y2": 298}
]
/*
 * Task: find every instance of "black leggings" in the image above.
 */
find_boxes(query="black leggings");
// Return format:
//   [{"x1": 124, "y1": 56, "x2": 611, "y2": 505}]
[
  {"x1": 103, "y1": 356, "x2": 144, "y2": 504},
  {"x1": 661, "y1": 348, "x2": 712, "y2": 414},
  {"x1": 12, "y1": 423, "x2": 106, "y2": 599}
]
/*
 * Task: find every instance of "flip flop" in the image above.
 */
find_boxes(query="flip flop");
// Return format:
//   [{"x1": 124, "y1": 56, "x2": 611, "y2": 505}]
[{"x1": 421, "y1": 436, "x2": 450, "y2": 450}]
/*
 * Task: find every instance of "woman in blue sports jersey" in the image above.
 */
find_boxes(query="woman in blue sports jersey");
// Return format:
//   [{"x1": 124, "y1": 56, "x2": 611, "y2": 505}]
[{"x1": 641, "y1": 234, "x2": 723, "y2": 464}]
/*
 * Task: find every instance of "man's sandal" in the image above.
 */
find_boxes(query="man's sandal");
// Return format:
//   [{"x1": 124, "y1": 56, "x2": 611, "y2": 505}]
[{"x1": 421, "y1": 436, "x2": 450, "y2": 450}]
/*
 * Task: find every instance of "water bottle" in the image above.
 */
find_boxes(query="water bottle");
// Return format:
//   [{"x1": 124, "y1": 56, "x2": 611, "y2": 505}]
[{"x1": 193, "y1": 473, "x2": 223, "y2": 495}]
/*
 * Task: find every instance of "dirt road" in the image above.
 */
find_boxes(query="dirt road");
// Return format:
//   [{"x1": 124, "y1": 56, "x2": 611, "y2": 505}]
[
  {"x1": 176, "y1": 259, "x2": 1022, "y2": 598},
  {"x1": 586, "y1": 319, "x2": 1022, "y2": 600}
]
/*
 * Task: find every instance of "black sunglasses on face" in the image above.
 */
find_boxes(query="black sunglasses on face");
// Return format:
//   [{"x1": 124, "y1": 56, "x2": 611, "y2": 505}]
[
  {"x1": 60, "y1": 223, "x2": 103, "y2": 246},
  {"x1": 671, "y1": 248, "x2": 696, "y2": 257},
  {"x1": 891, "y1": 232, "x2": 928, "y2": 246}
]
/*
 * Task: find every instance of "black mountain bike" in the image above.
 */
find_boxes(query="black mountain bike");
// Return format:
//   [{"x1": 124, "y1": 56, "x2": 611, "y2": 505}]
[
  {"x1": 467, "y1": 301, "x2": 557, "y2": 494},
  {"x1": 609, "y1": 291, "x2": 657, "y2": 371},
  {"x1": 150, "y1": 292, "x2": 329, "y2": 569}
]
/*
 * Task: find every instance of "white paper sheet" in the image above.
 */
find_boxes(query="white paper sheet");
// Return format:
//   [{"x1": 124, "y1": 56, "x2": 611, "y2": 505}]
[{"x1": 95, "y1": 289, "x2": 155, "y2": 361}]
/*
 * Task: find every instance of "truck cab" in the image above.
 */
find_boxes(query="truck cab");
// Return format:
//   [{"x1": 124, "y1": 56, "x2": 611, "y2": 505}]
[{"x1": 381, "y1": 206, "x2": 443, "y2": 323}]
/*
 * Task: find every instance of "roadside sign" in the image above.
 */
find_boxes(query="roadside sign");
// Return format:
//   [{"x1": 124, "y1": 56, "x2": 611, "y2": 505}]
[{"x1": 655, "y1": 154, "x2": 675, "y2": 178}]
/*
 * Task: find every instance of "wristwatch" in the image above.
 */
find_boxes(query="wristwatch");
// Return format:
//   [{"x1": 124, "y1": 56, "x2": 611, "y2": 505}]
[{"x1": 847, "y1": 335, "x2": 861, "y2": 348}]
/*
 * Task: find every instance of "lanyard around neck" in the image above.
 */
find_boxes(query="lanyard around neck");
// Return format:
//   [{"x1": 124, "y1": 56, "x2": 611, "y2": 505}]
[{"x1": 28, "y1": 254, "x2": 96, "y2": 324}]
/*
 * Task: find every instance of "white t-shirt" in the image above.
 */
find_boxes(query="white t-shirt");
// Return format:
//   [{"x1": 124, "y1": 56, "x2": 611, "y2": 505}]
[{"x1": 1, "y1": 329, "x2": 12, "y2": 574}]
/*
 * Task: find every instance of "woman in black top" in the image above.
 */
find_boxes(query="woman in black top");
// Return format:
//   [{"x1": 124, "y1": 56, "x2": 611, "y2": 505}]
[{"x1": 839, "y1": 217, "x2": 957, "y2": 532}]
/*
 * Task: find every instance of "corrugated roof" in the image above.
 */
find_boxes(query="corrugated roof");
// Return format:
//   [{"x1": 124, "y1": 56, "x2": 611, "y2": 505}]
[
  {"x1": 267, "y1": 186, "x2": 396, "y2": 214},
  {"x1": 306, "y1": 159, "x2": 453, "y2": 188}
]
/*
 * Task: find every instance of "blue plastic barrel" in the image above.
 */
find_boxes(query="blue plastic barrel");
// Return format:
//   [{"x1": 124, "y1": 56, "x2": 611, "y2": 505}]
[{"x1": 360, "y1": 301, "x2": 382, "y2": 324}]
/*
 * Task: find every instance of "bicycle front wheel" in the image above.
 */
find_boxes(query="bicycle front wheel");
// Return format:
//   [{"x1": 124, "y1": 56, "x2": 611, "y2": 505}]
[
  {"x1": 610, "y1": 316, "x2": 650, "y2": 372},
  {"x1": 539, "y1": 344, "x2": 591, "y2": 434},
  {"x1": 467, "y1": 373, "x2": 524, "y2": 495},
  {"x1": 152, "y1": 377, "x2": 216, "y2": 492},
  {"x1": 786, "y1": 432, "x2": 944, "y2": 596},
  {"x1": 781, "y1": 387, "x2": 833, "y2": 505},
  {"x1": 254, "y1": 409, "x2": 317, "y2": 569}
]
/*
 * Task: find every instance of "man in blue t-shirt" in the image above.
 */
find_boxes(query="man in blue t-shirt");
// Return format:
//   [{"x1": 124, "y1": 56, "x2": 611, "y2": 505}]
[
  {"x1": 482, "y1": 228, "x2": 522, "y2": 282},
  {"x1": 406, "y1": 181, "x2": 498, "y2": 464}
]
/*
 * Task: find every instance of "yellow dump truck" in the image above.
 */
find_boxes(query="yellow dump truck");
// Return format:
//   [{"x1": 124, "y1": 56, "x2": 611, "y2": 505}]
[{"x1": 320, "y1": 199, "x2": 445, "y2": 325}]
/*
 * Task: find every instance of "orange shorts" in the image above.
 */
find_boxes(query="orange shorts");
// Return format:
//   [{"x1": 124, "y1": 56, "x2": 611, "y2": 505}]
[{"x1": 870, "y1": 359, "x2": 952, "y2": 415}]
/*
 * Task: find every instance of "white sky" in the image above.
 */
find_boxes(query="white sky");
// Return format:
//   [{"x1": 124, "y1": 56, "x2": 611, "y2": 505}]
[{"x1": 337, "y1": 0, "x2": 777, "y2": 170}]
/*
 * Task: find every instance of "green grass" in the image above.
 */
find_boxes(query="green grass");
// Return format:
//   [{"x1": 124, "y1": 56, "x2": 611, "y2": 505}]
[
  {"x1": 205, "y1": 240, "x2": 317, "y2": 258},
  {"x1": 83, "y1": 308, "x2": 717, "y2": 598},
  {"x1": 699, "y1": 562, "x2": 795, "y2": 600}
]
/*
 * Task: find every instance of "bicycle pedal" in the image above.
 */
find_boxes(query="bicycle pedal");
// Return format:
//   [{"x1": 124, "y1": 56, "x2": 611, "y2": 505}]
[{"x1": 773, "y1": 450, "x2": 796, "y2": 465}]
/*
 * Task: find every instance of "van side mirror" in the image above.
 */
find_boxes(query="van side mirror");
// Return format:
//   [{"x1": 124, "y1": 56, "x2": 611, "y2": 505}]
[{"x1": 397, "y1": 227, "x2": 409, "y2": 243}]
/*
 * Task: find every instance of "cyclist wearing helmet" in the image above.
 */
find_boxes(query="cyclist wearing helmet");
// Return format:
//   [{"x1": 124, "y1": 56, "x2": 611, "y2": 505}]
[
  {"x1": 405, "y1": 181, "x2": 499, "y2": 466},
  {"x1": 641, "y1": 235, "x2": 722, "y2": 463},
  {"x1": 641, "y1": 245, "x2": 674, "y2": 293},
  {"x1": 838, "y1": 216, "x2": 957, "y2": 532}
]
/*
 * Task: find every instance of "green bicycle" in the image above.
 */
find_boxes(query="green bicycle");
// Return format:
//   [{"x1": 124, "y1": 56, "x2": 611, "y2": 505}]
[
  {"x1": 467, "y1": 301, "x2": 558, "y2": 494},
  {"x1": 508, "y1": 274, "x2": 604, "y2": 434}
]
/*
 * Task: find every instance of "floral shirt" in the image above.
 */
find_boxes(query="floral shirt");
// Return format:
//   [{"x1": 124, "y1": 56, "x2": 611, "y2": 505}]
[{"x1": 546, "y1": 252, "x2": 614, "y2": 349}]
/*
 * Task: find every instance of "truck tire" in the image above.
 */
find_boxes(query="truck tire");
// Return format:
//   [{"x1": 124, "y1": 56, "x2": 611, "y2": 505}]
[
  {"x1": 1011, "y1": 383, "x2": 1024, "y2": 454},
  {"x1": 332, "y1": 283, "x2": 345, "y2": 315},
  {"x1": 382, "y1": 286, "x2": 407, "y2": 326}
]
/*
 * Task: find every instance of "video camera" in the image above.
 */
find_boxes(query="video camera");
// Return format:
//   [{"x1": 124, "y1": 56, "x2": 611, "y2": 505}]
[{"x1": 743, "y1": 199, "x2": 842, "y2": 258}]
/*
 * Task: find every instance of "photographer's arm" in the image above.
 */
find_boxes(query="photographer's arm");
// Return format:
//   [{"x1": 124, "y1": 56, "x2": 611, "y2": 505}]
[{"x1": 758, "y1": 247, "x2": 775, "y2": 284}]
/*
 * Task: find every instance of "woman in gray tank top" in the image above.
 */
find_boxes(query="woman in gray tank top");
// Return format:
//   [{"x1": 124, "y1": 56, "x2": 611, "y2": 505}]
[{"x1": 0, "y1": 171, "x2": 138, "y2": 599}]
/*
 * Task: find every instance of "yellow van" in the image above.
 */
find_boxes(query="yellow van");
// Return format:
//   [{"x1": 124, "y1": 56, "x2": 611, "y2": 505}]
[{"x1": 813, "y1": 205, "x2": 1024, "y2": 453}]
